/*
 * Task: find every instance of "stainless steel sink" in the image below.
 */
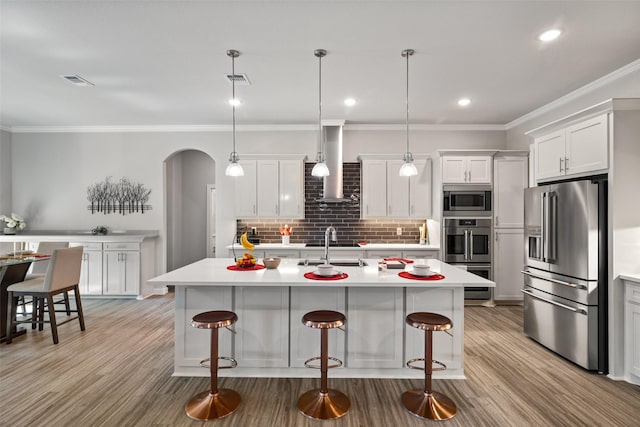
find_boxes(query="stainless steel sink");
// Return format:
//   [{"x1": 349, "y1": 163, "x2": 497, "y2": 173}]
[{"x1": 298, "y1": 259, "x2": 367, "y2": 267}]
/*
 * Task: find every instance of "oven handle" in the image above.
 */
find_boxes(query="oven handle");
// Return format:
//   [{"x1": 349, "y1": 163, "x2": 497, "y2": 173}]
[
  {"x1": 469, "y1": 230, "x2": 473, "y2": 260},
  {"x1": 464, "y1": 230, "x2": 468, "y2": 260},
  {"x1": 521, "y1": 289, "x2": 586, "y2": 315},
  {"x1": 521, "y1": 270, "x2": 586, "y2": 290}
]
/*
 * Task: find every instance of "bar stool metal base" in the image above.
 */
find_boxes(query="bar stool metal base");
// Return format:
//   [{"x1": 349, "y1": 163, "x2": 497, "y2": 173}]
[
  {"x1": 185, "y1": 388, "x2": 241, "y2": 421},
  {"x1": 401, "y1": 389, "x2": 457, "y2": 421},
  {"x1": 298, "y1": 388, "x2": 350, "y2": 420}
]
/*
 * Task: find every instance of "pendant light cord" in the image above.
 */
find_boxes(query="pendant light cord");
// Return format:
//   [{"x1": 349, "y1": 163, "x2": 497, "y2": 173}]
[
  {"x1": 318, "y1": 51, "x2": 322, "y2": 161},
  {"x1": 232, "y1": 52, "x2": 236, "y2": 157},
  {"x1": 405, "y1": 49, "x2": 409, "y2": 155}
]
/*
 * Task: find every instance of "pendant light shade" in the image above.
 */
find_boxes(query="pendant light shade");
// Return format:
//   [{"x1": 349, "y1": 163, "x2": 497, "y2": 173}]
[
  {"x1": 399, "y1": 49, "x2": 417, "y2": 177},
  {"x1": 311, "y1": 49, "x2": 330, "y2": 178},
  {"x1": 225, "y1": 49, "x2": 244, "y2": 177}
]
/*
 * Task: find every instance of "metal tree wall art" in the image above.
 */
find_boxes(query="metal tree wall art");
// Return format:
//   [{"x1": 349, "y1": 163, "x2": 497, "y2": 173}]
[{"x1": 87, "y1": 177, "x2": 152, "y2": 215}]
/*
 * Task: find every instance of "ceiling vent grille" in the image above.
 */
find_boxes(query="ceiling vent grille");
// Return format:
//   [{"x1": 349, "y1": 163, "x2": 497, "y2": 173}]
[
  {"x1": 226, "y1": 73, "x2": 251, "y2": 85},
  {"x1": 61, "y1": 74, "x2": 94, "y2": 87}
]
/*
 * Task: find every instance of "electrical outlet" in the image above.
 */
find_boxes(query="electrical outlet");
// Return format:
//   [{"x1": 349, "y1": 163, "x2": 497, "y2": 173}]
[{"x1": 396, "y1": 227, "x2": 402, "y2": 236}]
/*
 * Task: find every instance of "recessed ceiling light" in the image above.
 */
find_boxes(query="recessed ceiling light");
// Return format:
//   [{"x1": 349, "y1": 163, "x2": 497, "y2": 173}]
[
  {"x1": 538, "y1": 29, "x2": 562, "y2": 42},
  {"x1": 228, "y1": 98, "x2": 241, "y2": 106},
  {"x1": 61, "y1": 74, "x2": 94, "y2": 87},
  {"x1": 344, "y1": 98, "x2": 357, "y2": 107},
  {"x1": 457, "y1": 98, "x2": 471, "y2": 107}
]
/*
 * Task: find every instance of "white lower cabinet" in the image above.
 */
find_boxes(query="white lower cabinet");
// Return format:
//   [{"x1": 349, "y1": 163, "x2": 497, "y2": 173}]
[
  {"x1": 403, "y1": 250, "x2": 439, "y2": 260},
  {"x1": 625, "y1": 280, "x2": 640, "y2": 384},
  {"x1": 77, "y1": 243, "x2": 103, "y2": 295},
  {"x1": 234, "y1": 286, "x2": 289, "y2": 367},
  {"x1": 405, "y1": 287, "x2": 463, "y2": 371},
  {"x1": 347, "y1": 287, "x2": 404, "y2": 368},
  {"x1": 103, "y1": 243, "x2": 140, "y2": 296},
  {"x1": 290, "y1": 287, "x2": 346, "y2": 368},
  {"x1": 494, "y1": 229, "x2": 525, "y2": 301}
]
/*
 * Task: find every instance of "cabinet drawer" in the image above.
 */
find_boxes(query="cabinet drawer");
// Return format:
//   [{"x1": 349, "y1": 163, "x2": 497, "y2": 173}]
[
  {"x1": 70, "y1": 242, "x2": 103, "y2": 251},
  {"x1": 104, "y1": 242, "x2": 140, "y2": 251},
  {"x1": 627, "y1": 283, "x2": 640, "y2": 305}
]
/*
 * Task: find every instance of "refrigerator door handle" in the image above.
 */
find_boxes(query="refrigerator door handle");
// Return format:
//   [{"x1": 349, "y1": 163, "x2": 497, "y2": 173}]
[
  {"x1": 521, "y1": 270, "x2": 587, "y2": 290},
  {"x1": 547, "y1": 191, "x2": 557, "y2": 263},
  {"x1": 464, "y1": 230, "x2": 468, "y2": 260},
  {"x1": 542, "y1": 192, "x2": 548, "y2": 262},
  {"x1": 521, "y1": 289, "x2": 586, "y2": 315}
]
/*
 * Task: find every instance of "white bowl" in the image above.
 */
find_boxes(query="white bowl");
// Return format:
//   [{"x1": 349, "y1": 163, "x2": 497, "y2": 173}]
[
  {"x1": 316, "y1": 264, "x2": 336, "y2": 276},
  {"x1": 412, "y1": 264, "x2": 432, "y2": 276}
]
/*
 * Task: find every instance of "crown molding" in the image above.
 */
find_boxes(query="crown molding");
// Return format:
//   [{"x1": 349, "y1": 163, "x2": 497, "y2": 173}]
[
  {"x1": 344, "y1": 123, "x2": 505, "y2": 132},
  {"x1": 6, "y1": 124, "x2": 318, "y2": 134},
  {"x1": 506, "y1": 58, "x2": 640, "y2": 130},
  {"x1": 5, "y1": 122, "x2": 506, "y2": 134}
]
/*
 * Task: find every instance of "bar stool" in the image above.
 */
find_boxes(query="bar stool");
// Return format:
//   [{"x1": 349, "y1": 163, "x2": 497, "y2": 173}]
[
  {"x1": 402, "y1": 312, "x2": 456, "y2": 420},
  {"x1": 298, "y1": 310, "x2": 350, "y2": 420},
  {"x1": 185, "y1": 310, "x2": 240, "y2": 421}
]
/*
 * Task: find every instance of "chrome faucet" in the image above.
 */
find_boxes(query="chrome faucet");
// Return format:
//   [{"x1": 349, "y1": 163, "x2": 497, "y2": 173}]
[{"x1": 324, "y1": 226, "x2": 337, "y2": 265}]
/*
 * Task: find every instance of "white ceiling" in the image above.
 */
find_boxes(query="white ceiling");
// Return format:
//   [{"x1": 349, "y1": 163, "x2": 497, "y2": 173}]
[{"x1": 2, "y1": 0, "x2": 640, "y2": 129}]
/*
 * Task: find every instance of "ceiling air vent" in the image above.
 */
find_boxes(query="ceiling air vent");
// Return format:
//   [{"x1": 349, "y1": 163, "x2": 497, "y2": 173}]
[
  {"x1": 226, "y1": 73, "x2": 251, "y2": 85},
  {"x1": 61, "y1": 74, "x2": 94, "y2": 87}
]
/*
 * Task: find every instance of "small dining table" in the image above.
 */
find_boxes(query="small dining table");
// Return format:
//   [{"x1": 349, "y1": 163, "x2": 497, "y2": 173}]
[{"x1": 0, "y1": 254, "x2": 50, "y2": 342}]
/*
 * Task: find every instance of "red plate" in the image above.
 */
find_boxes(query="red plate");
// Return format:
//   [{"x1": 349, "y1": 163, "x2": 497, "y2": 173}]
[
  {"x1": 304, "y1": 272, "x2": 348, "y2": 281},
  {"x1": 227, "y1": 264, "x2": 265, "y2": 271},
  {"x1": 398, "y1": 271, "x2": 445, "y2": 280}
]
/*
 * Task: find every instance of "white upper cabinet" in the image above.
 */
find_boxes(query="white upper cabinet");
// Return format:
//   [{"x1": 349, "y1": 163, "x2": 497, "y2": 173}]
[
  {"x1": 256, "y1": 160, "x2": 279, "y2": 217},
  {"x1": 278, "y1": 160, "x2": 304, "y2": 218},
  {"x1": 234, "y1": 157, "x2": 304, "y2": 219},
  {"x1": 361, "y1": 157, "x2": 432, "y2": 219},
  {"x1": 234, "y1": 160, "x2": 258, "y2": 218},
  {"x1": 535, "y1": 113, "x2": 608, "y2": 182},
  {"x1": 494, "y1": 155, "x2": 528, "y2": 229},
  {"x1": 442, "y1": 155, "x2": 492, "y2": 184},
  {"x1": 361, "y1": 159, "x2": 389, "y2": 218}
]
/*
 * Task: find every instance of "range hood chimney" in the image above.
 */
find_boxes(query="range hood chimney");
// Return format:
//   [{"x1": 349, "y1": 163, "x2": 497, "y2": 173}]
[{"x1": 318, "y1": 122, "x2": 347, "y2": 203}]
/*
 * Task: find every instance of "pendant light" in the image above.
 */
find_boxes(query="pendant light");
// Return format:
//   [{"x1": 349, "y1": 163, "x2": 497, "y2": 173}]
[
  {"x1": 311, "y1": 49, "x2": 330, "y2": 177},
  {"x1": 399, "y1": 49, "x2": 418, "y2": 177},
  {"x1": 225, "y1": 49, "x2": 244, "y2": 177}
]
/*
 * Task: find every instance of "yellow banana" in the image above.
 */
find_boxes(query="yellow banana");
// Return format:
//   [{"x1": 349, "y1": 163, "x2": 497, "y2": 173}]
[{"x1": 240, "y1": 232, "x2": 255, "y2": 251}]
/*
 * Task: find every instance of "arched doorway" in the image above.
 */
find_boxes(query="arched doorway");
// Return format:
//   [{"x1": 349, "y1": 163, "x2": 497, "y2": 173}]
[{"x1": 164, "y1": 149, "x2": 215, "y2": 271}]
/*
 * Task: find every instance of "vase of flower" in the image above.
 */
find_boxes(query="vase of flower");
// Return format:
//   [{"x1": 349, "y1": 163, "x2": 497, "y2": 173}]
[{"x1": 1, "y1": 213, "x2": 27, "y2": 235}]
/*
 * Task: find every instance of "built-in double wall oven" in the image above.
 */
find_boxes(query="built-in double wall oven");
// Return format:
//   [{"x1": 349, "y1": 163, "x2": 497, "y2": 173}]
[{"x1": 444, "y1": 217, "x2": 493, "y2": 300}]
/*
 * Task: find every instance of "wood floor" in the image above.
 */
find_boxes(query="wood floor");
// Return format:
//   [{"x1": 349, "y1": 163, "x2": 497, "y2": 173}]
[{"x1": 1, "y1": 295, "x2": 639, "y2": 427}]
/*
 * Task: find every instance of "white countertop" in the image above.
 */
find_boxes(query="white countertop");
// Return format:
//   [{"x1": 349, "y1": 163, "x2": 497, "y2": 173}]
[
  {"x1": 620, "y1": 274, "x2": 640, "y2": 284},
  {"x1": 149, "y1": 258, "x2": 492, "y2": 288},
  {"x1": 228, "y1": 243, "x2": 440, "y2": 250},
  {"x1": 0, "y1": 230, "x2": 159, "y2": 243}
]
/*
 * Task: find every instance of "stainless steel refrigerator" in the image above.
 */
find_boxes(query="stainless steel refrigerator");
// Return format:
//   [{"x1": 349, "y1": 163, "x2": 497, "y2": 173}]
[{"x1": 522, "y1": 178, "x2": 607, "y2": 373}]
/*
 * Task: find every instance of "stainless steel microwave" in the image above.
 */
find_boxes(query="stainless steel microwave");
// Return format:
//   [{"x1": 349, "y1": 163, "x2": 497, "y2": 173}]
[{"x1": 443, "y1": 185, "x2": 492, "y2": 217}]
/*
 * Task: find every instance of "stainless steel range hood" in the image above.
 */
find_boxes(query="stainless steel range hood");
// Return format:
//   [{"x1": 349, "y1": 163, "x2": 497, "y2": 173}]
[{"x1": 318, "y1": 123, "x2": 348, "y2": 203}]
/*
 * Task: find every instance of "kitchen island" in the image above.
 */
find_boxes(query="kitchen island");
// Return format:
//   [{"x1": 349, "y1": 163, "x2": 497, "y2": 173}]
[{"x1": 148, "y1": 258, "x2": 494, "y2": 379}]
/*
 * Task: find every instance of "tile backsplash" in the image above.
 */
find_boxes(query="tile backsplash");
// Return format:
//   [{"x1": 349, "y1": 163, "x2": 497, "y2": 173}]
[{"x1": 237, "y1": 162, "x2": 435, "y2": 245}]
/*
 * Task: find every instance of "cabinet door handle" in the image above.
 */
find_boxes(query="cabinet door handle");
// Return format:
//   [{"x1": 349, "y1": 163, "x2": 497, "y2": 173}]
[
  {"x1": 495, "y1": 216, "x2": 499, "y2": 226},
  {"x1": 564, "y1": 157, "x2": 569, "y2": 171},
  {"x1": 388, "y1": 205, "x2": 392, "y2": 215},
  {"x1": 559, "y1": 157, "x2": 564, "y2": 172}
]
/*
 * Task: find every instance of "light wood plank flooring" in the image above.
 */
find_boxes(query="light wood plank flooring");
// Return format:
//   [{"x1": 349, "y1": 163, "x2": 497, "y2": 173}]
[{"x1": 1, "y1": 295, "x2": 638, "y2": 427}]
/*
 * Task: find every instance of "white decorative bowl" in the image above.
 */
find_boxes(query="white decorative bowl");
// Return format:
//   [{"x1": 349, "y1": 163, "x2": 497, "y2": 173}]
[
  {"x1": 316, "y1": 264, "x2": 336, "y2": 276},
  {"x1": 412, "y1": 264, "x2": 432, "y2": 276}
]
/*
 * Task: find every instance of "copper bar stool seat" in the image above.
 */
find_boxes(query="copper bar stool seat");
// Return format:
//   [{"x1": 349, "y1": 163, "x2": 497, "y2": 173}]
[
  {"x1": 185, "y1": 310, "x2": 240, "y2": 421},
  {"x1": 298, "y1": 310, "x2": 350, "y2": 420},
  {"x1": 402, "y1": 312, "x2": 457, "y2": 421}
]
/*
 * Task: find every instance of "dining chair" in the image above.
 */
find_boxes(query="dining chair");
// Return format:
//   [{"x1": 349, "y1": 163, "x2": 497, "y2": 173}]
[
  {"x1": 21, "y1": 242, "x2": 70, "y2": 316},
  {"x1": 6, "y1": 246, "x2": 85, "y2": 344}
]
